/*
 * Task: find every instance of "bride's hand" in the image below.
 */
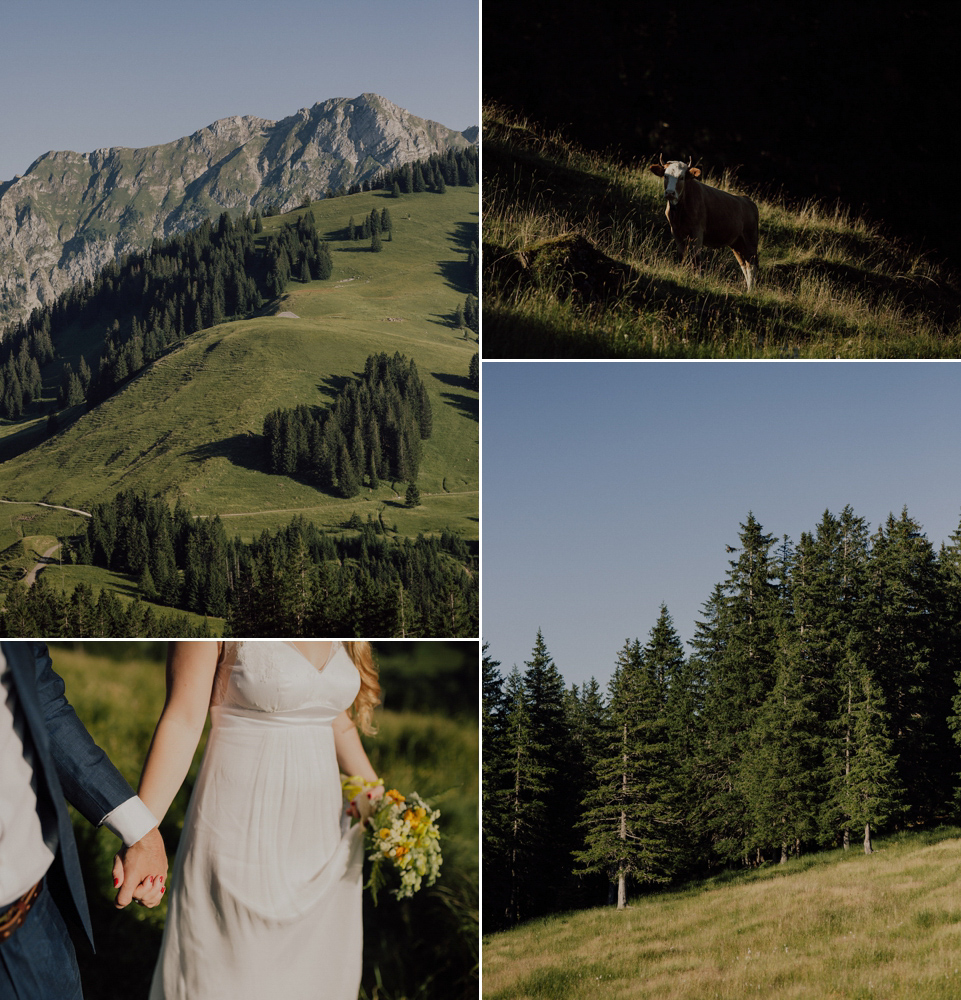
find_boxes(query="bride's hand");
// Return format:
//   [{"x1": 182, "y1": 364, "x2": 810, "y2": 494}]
[
  {"x1": 347, "y1": 784, "x2": 384, "y2": 825},
  {"x1": 112, "y1": 827, "x2": 168, "y2": 908}
]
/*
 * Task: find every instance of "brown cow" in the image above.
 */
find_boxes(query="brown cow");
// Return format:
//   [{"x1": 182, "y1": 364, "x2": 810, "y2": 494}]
[{"x1": 649, "y1": 156, "x2": 759, "y2": 291}]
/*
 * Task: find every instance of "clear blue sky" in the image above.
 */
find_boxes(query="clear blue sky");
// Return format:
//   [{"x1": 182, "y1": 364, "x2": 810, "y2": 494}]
[
  {"x1": 0, "y1": 0, "x2": 478, "y2": 182},
  {"x1": 482, "y1": 361, "x2": 961, "y2": 690}
]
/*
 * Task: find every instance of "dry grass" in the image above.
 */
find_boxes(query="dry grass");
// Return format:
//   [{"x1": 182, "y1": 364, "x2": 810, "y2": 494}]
[
  {"x1": 483, "y1": 104, "x2": 961, "y2": 358},
  {"x1": 483, "y1": 830, "x2": 961, "y2": 999}
]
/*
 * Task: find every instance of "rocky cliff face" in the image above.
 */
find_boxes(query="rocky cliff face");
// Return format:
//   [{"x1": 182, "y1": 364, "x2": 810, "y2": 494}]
[{"x1": 0, "y1": 93, "x2": 475, "y2": 329}]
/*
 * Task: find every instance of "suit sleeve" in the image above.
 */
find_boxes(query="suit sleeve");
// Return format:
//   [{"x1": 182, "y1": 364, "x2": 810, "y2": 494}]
[{"x1": 32, "y1": 643, "x2": 137, "y2": 828}]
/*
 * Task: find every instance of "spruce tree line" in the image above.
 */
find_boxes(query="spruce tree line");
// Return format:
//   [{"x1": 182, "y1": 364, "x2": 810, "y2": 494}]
[
  {"x1": 65, "y1": 490, "x2": 477, "y2": 636},
  {"x1": 483, "y1": 505, "x2": 961, "y2": 929},
  {"x1": 345, "y1": 208, "x2": 393, "y2": 243},
  {"x1": 368, "y1": 147, "x2": 478, "y2": 197},
  {"x1": 262, "y1": 352, "x2": 432, "y2": 497},
  {"x1": 0, "y1": 576, "x2": 214, "y2": 638},
  {"x1": 0, "y1": 325, "x2": 50, "y2": 418},
  {"x1": 263, "y1": 207, "x2": 333, "y2": 295},
  {"x1": 2, "y1": 209, "x2": 332, "y2": 420}
]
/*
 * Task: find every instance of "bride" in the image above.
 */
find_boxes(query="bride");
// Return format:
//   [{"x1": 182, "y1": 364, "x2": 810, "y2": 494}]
[{"x1": 134, "y1": 641, "x2": 383, "y2": 1000}]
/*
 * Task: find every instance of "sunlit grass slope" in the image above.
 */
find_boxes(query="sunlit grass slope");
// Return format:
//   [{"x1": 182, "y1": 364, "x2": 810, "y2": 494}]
[
  {"x1": 484, "y1": 104, "x2": 961, "y2": 358},
  {"x1": 0, "y1": 187, "x2": 478, "y2": 539},
  {"x1": 483, "y1": 828, "x2": 961, "y2": 1000}
]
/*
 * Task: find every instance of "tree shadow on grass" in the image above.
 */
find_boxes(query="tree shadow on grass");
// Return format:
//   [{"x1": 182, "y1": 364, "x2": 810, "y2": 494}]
[
  {"x1": 315, "y1": 373, "x2": 356, "y2": 398},
  {"x1": 186, "y1": 434, "x2": 265, "y2": 474},
  {"x1": 438, "y1": 259, "x2": 474, "y2": 294},
  {"x1": 449, "y1": 219, "x2": 479, "y2": 252},
  {"x1": 0, "y1": 415, "x2": 55, "y2": 464},
  {"x1": 441, "y1": 391, "x2": 478, "y2": 422},
  {"x1": 431, "y1": 371, "x2": 471, "y2": 391}
]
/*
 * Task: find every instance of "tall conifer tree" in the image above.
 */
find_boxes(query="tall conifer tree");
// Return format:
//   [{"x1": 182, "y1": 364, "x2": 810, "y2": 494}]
[{"x1": 574, "y1": 637, "x2": 678, "y2": 908}]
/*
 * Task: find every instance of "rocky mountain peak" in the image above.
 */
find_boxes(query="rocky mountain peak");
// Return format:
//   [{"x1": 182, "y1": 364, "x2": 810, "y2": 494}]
[{"x1": 0, "y1": 94, "x2": 476, "y2": 330}]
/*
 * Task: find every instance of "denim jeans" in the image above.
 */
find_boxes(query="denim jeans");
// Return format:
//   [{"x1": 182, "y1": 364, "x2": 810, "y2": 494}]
[{"x1": 0, "y1": 881, "x2": 83, "y2": 1000}]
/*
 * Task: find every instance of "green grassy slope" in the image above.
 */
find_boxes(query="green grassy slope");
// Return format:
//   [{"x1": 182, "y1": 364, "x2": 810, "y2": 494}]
[
  {"x1": 483, "y1": 827, "x2": 961, "y2": 999},
  {"x1": 484, "y1": 105, "x2": 961, "y2": 358},
  {"x1": 0, "y1": 188, "x2": 478, "y2": 546}
]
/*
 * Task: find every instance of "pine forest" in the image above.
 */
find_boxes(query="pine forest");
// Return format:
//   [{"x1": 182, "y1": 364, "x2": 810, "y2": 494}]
[
  {"x1": 3, "y1": 493, "x2": 476, "y2": 638},
  {"x1": 483, "y1": 506, "x2": 961, "y2": 929},
  {"x1": 262, "y1": 352, "x2": 433, "y2": 496}
]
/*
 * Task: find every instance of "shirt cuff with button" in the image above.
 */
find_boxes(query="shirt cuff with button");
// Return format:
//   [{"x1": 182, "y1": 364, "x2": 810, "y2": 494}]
[{"x1": 101, "y1": 795, "x2": 159, "y2": 847}]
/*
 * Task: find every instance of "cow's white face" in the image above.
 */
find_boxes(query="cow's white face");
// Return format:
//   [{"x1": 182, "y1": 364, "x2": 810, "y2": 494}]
[{"x1": 662, "y1": 161, "x2": 691, "y2": 206}]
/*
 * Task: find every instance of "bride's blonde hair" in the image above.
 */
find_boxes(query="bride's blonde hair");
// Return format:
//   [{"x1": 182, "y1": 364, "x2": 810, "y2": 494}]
[{"x1": 344, "y1": 641, "x2": 380, "y2": 735}]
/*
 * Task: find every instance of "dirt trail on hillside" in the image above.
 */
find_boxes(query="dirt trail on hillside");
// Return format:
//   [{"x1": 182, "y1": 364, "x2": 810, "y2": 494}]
[
  {"x1": 24, "y1": 544, "x2": 62, "y2": 586},
  {"x1": 0, "y1": 499, "x2": 91, "y2": 517},
  {"x1": 210, "y1": 489, "x2": 479, "y2": 518}
]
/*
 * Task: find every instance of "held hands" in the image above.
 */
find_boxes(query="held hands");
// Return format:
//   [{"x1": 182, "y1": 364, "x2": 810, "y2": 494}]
[{"x1": 112, "y1": 826, "x2": 168, "y2": 908}]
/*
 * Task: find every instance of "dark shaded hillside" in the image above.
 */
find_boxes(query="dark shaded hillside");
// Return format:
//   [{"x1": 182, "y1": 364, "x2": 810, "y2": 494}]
[
  {"x1": 483, "y1": 105, "x2": 961, "y2": 357},
  {"x1": 483, "y1": 3, "x2": 961, "y2": 268}
]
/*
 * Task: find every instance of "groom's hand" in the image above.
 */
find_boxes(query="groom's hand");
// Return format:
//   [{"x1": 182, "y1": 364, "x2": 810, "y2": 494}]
[{"x1": 113, "y1": 826, "x2": 167, "y2": 908}]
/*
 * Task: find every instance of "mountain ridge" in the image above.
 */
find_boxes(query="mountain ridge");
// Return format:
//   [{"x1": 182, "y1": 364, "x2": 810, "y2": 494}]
[{"x1": 0, "y1": 93, "x2": 476, "y2": 328}]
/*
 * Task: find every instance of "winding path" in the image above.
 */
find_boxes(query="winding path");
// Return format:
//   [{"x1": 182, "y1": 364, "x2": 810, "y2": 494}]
[{"x1": 24, "y1": 544, "x2": 62, "y2": 586}]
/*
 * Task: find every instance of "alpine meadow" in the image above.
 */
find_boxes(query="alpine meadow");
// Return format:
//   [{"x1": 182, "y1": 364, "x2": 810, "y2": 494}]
[
  {"x1": 483, "y1": 504, "x2": 961, "y2": 997},
  {"x1": 0, "y1": 104, "x2": 479, "y2": 637}
]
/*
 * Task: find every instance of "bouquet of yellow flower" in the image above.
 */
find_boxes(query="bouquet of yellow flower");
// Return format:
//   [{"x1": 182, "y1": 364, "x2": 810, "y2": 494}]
[{"x1": 342, "y1": 776, "x2": 442, "y2": 904}]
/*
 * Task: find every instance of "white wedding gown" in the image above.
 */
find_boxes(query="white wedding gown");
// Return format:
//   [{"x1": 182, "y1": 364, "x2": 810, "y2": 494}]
[{"x1": 149, "y1": 641, "x2": 365, "y2": 1000}]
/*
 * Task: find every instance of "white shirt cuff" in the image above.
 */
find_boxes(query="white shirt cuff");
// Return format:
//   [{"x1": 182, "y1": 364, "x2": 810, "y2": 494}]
[{"x1": 101, "y1": 796, "x2": 159, "y2": 847}]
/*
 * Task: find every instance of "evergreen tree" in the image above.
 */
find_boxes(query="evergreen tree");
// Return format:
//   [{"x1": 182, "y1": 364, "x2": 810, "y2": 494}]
[
  {"x1": 831, "y1": 649, "x2": 902, "y2": 853},
  {"x1": 518, "y1": 632, "x2": 572, "y2": 917},
  {"x1": 792, "y1": 506, "x2": 872, "y2": 847},
  {"x1": 868, "y1": 508, "x2": 951, "y2": 824},
  {"x1": 562, "y1": 677, "x2": 610, "y2": 907},
  {"x1": 313, "y1": 241, "x2": 333, "y2": 280},
  {"x1": 496, "y1": 664, "x2": 551, "y2": 925},
  {"x1": 698, "y1": 516, "x2": 780, "y2": 864},
  {"x1": 649, "y1": 604, "x2": 706, "y2": 874},
  {"x1": 740, "y1": 620, "x2": 823, "y2": 863},
  {"x1": 574, "y1": 637, "x2": 678, "y2": 908}
]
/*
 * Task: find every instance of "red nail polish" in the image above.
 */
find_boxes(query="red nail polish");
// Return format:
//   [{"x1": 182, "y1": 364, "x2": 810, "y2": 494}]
[{"x1": 114, "y1": 878, "x2": 119, "y2": 887}]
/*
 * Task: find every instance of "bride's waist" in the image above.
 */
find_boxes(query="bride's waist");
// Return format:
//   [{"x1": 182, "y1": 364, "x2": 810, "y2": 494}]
[{"x1": 210, "y1": 702, "x2": 341, "y2": 728}]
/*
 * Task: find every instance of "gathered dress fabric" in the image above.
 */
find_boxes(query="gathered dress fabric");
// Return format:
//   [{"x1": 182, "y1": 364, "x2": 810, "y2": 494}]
[{"x1": 149, "y1": 641, "x2": 365, "y2": 1000}]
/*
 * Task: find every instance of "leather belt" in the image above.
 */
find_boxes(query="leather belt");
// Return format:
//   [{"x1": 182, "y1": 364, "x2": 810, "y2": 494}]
[{"x1": 0, "y1": 880, "x2": 42, "y2": 944}]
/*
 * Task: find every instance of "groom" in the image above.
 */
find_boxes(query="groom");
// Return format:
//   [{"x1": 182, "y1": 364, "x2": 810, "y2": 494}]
[{"x1": 0, "y1": 641, "x2": 167, "y2": 998}]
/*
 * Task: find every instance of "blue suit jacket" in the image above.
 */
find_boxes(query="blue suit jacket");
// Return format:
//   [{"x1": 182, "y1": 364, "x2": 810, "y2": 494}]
[{"x1": 3, "y1": 641, "x2": 136, "y2": 951}]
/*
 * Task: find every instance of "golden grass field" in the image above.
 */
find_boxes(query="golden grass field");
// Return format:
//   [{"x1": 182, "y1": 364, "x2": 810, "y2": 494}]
[{"x1": 483, "y1": 830, "x2": 961, "y2": 1000}]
